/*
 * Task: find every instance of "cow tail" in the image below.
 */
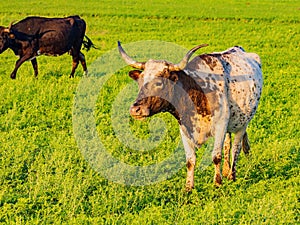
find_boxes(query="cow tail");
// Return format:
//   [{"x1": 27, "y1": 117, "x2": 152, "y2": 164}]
[
  {"x1": 242, "y1": 132, "x2": 250, "y2": 155},
  {"x1": 82, "y1": 35, "x2": 97, "y2": 51}
]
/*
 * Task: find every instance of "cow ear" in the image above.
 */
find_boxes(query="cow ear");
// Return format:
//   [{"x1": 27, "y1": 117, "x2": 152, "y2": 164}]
[
  {"x1": 129, "y1": 70, "x2": 142, "y2": 81},
  {"x1": 170, "y1": 72, "x2": 178, "y2": 82}
]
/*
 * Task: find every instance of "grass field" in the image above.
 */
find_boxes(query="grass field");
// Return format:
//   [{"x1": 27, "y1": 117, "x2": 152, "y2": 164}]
[{"x1": 0, "y1": 0, "x2": 299, "y2": 224}]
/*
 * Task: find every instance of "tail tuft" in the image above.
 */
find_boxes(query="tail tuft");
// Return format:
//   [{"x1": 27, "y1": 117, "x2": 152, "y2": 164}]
[
  {"x1": 82, "y1": 35, "x2": 98, "y2": 51},
  {"x1": 242, "y1": 132, "x2": 250, "y2": 155}
]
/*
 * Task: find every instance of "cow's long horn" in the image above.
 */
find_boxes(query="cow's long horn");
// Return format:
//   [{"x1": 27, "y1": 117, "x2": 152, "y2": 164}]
[
  {"x1": 118, "y1": 41, "x2": 145, "y2": 69},
  {"x1": 170, "y1": 44, "x2": 208, "y2": 71}
]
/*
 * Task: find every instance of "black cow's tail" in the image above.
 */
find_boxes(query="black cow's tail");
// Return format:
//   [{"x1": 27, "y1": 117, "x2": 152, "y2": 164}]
[{"x1": 82, "y1": 35, "x2": 97, "y2": 51}]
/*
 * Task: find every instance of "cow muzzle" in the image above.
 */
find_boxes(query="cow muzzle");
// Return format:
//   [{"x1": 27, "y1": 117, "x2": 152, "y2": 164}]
[{"x1": 130, "y1": 104, "x2": 150, "y2": 120}]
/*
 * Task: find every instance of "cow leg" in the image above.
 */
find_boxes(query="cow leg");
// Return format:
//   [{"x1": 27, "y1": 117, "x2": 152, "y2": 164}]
[
  {"x1": 228, "y1": 128, "x2": 246, "y2": 181},
  {"x1": 70, "y1": 57, "x2": 79, "y2": 78},
  {"x1": 180, "y1": 128, "x2": 196, "y2": 192},
  {"x1": 212, "y1": 123, "x2": 228, "y2": 187},
  {"x1": 69, "y1": 47, "x2": 80, "y2": 78},
  {"x1": 10, "y1": 55, "x2": 32, "y2": 79},
  {"x1": 222, "y1": 132, "x2": 231, "y2": 178},
  {"x1": 79, "y1": 51, "x2": 88, "y2": 76},
  {"x1": 31, "y1": 58, "x2": 38, "y2": 77}
]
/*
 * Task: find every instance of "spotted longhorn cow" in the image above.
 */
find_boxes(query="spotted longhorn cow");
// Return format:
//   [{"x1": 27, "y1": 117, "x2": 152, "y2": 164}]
[{"x1": 118, "y1": 41, "x2": 263, "y2": 191}]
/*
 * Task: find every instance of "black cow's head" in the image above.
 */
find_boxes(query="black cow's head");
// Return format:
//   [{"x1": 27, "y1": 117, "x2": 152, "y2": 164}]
[
  {"x1": 118, "y1": 41, "x2": 208, "y2": 120},
  {"x1": 0, "y1": 23, "x2": 14, "y2": 53},
  {"x1": 0, "y1": 27, "x2": 10, "y2": 53}
]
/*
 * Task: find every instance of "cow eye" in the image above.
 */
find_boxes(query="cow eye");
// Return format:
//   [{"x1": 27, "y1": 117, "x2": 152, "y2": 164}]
[{"x1": 155, "y1": 81, "x2": 163, "y2": 88}]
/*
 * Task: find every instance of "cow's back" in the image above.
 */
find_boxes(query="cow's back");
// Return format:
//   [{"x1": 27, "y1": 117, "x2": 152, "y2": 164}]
[
  {"x1": 11, "y1": 16, "x2": 86, "y2": 55},
  {"x1": 186, "y1": 47, "x2": 263, "y2": 132},
  {"x1": 220, "y1": 47, "x2": 262, "y2": 131},
  {"x1": 12, "y1": 17, "x2": 47, "y2": 34},
  {"x1": 12, "y1": 16, "x2": 85, "y2": 36}
]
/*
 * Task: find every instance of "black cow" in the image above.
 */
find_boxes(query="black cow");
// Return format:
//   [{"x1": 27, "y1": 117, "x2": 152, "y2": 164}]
[{"x1": 0, "y1": 16, "x2": 95, "y2": 79}]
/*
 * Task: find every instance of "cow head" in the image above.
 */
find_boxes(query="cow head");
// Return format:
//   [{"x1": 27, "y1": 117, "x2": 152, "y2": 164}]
[
  {"x1": 118, "y1": 41, "x2": 208, "y2": 120},
  {"x1": 0, "y1": 23, "x2": 14, "y2": 53}
]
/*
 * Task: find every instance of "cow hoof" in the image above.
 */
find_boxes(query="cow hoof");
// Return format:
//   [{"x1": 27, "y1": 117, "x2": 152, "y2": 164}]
[
  {"x1": 185, "y1": 185, "x2": 194, "y2": 192},
  {"x1": 214, "y1": 174, "x2": 222, "y2": 187},
  {"x1": 10, "y1": 74, "x2": 16, "y2": 79},
  {"x1": 222, "y1": 165, "x2": 230, "y2": 178},
  {"x1": 185, "y1": 181, "x2": 194, "y2": 192},
  {"x1": 227, "y1": 173, "x2": 236, "y2": 181}
]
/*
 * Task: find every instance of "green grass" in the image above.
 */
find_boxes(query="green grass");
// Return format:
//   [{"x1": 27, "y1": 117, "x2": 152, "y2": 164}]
[{"x1": 0, "y1": 0, "x2": 299, "y2": 224}]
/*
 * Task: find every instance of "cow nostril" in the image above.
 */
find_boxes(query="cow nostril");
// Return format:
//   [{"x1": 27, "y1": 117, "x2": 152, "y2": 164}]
[
  {"x1": 135, "y1": 106, "x2": 141, "y2": 113},
  {"x1": 130, "y1": 105, "x2": 141, "y2": 115}
]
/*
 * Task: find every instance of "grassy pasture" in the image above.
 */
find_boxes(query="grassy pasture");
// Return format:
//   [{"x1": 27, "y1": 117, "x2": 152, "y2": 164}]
[{"x1": 0, "y1": 0, "x2": 299, "y2": 224}]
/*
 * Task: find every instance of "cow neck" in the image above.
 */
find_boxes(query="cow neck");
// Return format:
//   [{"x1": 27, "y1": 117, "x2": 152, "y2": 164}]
[{"x1": 170, "y1": 70, "x2": 211, "y2": 126}]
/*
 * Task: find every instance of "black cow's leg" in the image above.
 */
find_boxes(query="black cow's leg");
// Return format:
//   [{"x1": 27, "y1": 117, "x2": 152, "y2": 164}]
[
  {"x1": 79, "y1": 51, "x2": 88, "y2": 76},
  {"x1": 70, "y1": 48, "x2": 79, "y2": 78},
  {"x1": 70, "y1": 59, "x2": 79, "y2": 78},
  {"x1": 10, "y1": 55, "x2": 31, "y2": 79},
  {"x1": 31, "y1": 58, "x2": 38, "y2": 77}
]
